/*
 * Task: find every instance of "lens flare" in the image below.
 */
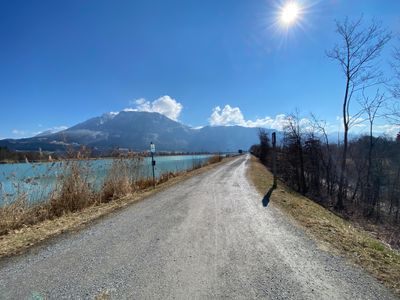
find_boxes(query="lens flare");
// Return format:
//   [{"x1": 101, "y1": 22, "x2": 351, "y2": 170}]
[{"x1": 280, "y1": 2, "x2": 300, "y2": 26}]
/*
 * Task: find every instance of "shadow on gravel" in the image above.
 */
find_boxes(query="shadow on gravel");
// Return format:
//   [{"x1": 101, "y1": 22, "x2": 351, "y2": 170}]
[{"x1": 262, "y1": 186, "x2": 275, "y2": 207}]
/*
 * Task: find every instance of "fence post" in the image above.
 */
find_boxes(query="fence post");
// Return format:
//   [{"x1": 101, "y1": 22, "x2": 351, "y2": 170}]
[{"x1": 272, "y1": 132, "x2": 277, "y2": 188}]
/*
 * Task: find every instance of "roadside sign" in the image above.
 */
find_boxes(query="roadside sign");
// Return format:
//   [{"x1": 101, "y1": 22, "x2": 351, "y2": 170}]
[{"x1": 150, "y1": 142, "x2": 156, "y2": 188}]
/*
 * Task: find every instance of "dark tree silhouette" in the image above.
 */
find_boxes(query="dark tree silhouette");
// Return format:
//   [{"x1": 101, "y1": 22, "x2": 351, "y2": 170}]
[
  {"x1": 283, "y1": 112, "x2": 307, "y2": 195},
  {"x1": 258, "y1": 129, "x2": 271, "y2": 164},
  {"x1": 326, "y1": 17, "x2": 391, "y2": 210}
]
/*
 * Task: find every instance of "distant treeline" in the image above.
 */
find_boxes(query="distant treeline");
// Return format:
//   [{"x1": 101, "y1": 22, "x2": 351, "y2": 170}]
[
  {"x1": 0, "y1": 145, "x2": 220, "y2": 163},
  {"x1": 0, "y1": 147, "x2": 61, "y2": 163}
]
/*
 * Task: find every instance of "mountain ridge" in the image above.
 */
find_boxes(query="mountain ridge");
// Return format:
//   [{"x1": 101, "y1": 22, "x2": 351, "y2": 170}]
[{"x1": 0, "y1": 111, "x2": 266, "y2": 152}]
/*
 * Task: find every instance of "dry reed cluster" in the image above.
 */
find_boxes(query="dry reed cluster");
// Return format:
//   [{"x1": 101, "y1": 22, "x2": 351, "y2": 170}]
[{"x1": 0, "y1": 154, "x2": 223, "y2": 236}]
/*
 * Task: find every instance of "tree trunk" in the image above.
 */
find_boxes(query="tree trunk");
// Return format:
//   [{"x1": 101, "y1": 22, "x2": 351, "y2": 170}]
[
  {"x1": 367, "y1": 124, "x2": 375, "y2": 216},
  {"x1": 337, "y1": 77, "x2": 350, "y2": 210},
  {"x1": 298, "y1": 140, "x2": 307, "y2": 195}
]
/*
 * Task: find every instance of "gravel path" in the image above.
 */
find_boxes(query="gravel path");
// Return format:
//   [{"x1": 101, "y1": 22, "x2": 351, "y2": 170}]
[{"x1": 0, "y1": 155, "x2": 396, "y2": 299}]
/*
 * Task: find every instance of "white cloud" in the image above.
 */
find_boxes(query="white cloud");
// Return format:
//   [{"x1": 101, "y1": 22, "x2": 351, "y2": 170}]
[
  {"x1": 209, "y1": 105, "x2": 246, "y2": 126},
  {"x1": 11, "y1": 129, "x2": 29, "y2": 137},
  {"x1": 122, "y1": 108, "x2": 136, "y2": 112},
  {"x1": 129, "y1": 98, "x2": 146, "y2": 106},
  {"x1": 35, "y1": 126, "x2": 68, "y2": 136},
  {"x1": 245, "y1": 114, "x2": 290, "y2": 130},
  {"x1": 373, "y1": 124, "x2": 400, "y2": 136},
  {"x1": 336, "y1": 116, "x2": 367, "y2": 128},
  {"x1": 10, "y1": 125, "x2": 68, "y2": 138},
  {"x1": 335, "y1": 115, "x2": 400, "y2": 136},
  {"x1": 125, "y1": 95, "x2": 183, "y2": 121},
  {"x1": 208, "y1": 105, "x2": 400, "y2": 138},
  {"x1": 47, "y1": 125, "x2": 68, "y2": 132},
  {"x1": 208, "y1": 104, "x2": 290, "y2": 130}
]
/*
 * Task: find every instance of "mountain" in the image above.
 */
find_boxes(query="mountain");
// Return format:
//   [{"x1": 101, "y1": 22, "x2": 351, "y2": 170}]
[
  {"x1": 191, "y1": 126, "x2": 262, "y2": 152},
  {"x1": 0, "y1": 111, "x2": 264, "y2": 153}
]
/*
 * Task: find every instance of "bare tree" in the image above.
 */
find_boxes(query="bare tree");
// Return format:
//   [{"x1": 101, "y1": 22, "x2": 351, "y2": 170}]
[
  {"x1": 326, "y1": 17, "x2": 391, "y2": 210},
  {"x1": 387, "y1": 39, "x2": 400, "y2": 126},
  {"x1": 359, "y1": 89, "x2": 386, "y2": 214},
  {"x1": 310, "y1": 114, "x2": 335, "y2": 196},
  {"x1": 284, "y1": 111, "x2": 307, "y2": 195},
  {"x1": 258, "y1": 128, "x2": 271, "y2": 164},
  {"x1": 392, "y1": 38, "x2": 400, "y2": 99}
]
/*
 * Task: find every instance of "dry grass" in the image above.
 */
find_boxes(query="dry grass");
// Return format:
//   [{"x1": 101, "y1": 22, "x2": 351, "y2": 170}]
[
  {"x1": 101, "y1": 157, "x2": 142, "y2": 202},
  {"x1": 0, "y1": 156, "x2": 234, "y2": 259},
  {"x1": 207, "y1": 154, "x2": 224, "y2": 164},
  {"x1": 50, "y1": 161, "x2": 96, "y2": 216},
  {"x1": 1, "y1": 157, "x2": 149, "y2": 236},
  {"x1": 247, "y1": 155, "x2": 400, "y2": 295},
  {"x1": 0, "y1": 196, "x2": 31, "y2": 235},
  {"x1": 0, "y1": 161, "x2": 97, "y2": 236}
]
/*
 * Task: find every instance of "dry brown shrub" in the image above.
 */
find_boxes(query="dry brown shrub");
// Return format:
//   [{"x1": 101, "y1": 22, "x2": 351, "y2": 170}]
[
  {"x1": 207, "y1": 155, "x2": 223, "y2": 164},
  {"x1": 49, "y1": 161, "x2": 95, "y2": 217},
  {"x1": 134, "y1": 178, "x2": 155, "y2": 190},
  {"x1": 0, "y1": 195, "x2": 29, "y2": 235},
  {"x1": 101, "y1": 156, "x2": 143, "y2": 202},
  {"x1": 157, "y1": 172, "x2": 177, "y2": 184}
]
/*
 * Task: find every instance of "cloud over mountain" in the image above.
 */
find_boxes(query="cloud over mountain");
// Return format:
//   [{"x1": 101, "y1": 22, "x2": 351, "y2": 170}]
[
  {"x1": 125, "y1": 95, "x2": 183, "y2": 121},
  {"x1": 209, "y1": 104, "x2": 399, "y2": 136},
  {"x1": 209, "y1": 104, "x2": 289, "y2": 130},
  {"x1": 209, "y1": 105, "x2": 245, "y2": 126}
]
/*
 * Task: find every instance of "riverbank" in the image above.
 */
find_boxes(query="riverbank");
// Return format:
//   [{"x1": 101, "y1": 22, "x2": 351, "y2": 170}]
[
  {"x1": 0, "y1": 154, "x2": 218, "y2": 207},
  {"x1": 247, "y1": 155, "x2": 400, "y2": 296},
  {"x1": 0, "y1": 152, "x2": 226, "y2": 165},
  {"x1": 0, "y1": 155, "x2": 233, "y2": 259}
]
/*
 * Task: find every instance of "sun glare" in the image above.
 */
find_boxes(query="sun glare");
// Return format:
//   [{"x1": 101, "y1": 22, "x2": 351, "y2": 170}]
[{"x1": 280, "y1": 2, "x2": 300, "y2": 25}]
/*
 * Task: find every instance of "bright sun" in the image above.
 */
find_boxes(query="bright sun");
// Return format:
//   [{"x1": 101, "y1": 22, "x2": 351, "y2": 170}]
[{"x1": 280, "y1": 2, "x2": 300, "y2": 25}]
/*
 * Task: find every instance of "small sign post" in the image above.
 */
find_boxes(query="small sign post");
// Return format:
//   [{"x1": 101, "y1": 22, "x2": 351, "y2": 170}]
[
  {"x1": 150, "y1": 142, "x2": 156, "y2": 188},
  {"x1": 272, "y1": 132, "x2": 277, "y2": 188}
]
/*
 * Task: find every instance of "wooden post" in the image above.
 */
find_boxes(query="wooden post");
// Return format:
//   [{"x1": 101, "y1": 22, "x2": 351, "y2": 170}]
[{"x1": 272, "y1": 132, "x2": 277, "y2": 188}]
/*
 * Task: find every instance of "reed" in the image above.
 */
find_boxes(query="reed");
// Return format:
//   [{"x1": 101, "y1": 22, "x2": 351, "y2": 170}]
[
  {"x1": 207, "y1": 154, "x2": 223, "y2": 164},
  {"x1": 0, "y1": 154, "x2": 225, "y2": 236},
  {"x1": 49, "y1": 161, "x2": 95, "y2": 217},
  {"x1": 101, "y1": 156, "x2": 142, "y2": 202}
]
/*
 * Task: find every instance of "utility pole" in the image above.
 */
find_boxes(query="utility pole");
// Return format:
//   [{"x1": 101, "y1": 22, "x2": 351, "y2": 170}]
[
  {"x1": 150, "y1": 142, "x2": 156, "y2": 188},
  {"x1": 272, "y1": 132, "x2": 277, "y2": 188}
]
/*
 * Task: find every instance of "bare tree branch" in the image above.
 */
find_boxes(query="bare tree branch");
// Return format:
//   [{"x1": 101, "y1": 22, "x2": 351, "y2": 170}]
[{"x1": 326, "y1": 16, "x2": 391, "y2": 210}]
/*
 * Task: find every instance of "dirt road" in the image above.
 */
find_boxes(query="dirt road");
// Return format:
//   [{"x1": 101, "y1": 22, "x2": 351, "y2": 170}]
[{"x1": 0, "y1": 155, "x2": 396, "y2": 299}]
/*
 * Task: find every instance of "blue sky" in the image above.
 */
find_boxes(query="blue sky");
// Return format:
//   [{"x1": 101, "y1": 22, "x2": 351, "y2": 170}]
[{"x1": 1, "y1": 0, "x2": 399, "y2": 139}]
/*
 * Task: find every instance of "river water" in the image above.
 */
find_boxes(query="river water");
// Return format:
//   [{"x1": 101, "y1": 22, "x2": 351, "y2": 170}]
[{"x1": 0, "y1": 155, "x2": 212, "y2": 205}]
